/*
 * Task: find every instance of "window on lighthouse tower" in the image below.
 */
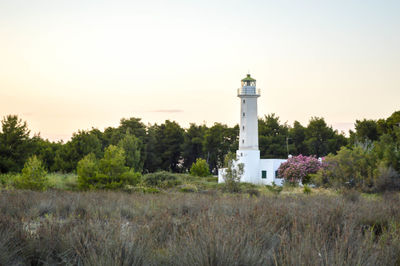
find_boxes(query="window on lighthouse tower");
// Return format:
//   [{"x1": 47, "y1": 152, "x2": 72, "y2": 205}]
[{"x1": 243, "y1": 112, "x2": 245, "y2": 117}]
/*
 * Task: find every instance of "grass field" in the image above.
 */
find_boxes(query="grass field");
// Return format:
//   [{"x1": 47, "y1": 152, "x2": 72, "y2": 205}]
[{"x1": 1, "y1": 189, "x2": 400, "y2": 265}]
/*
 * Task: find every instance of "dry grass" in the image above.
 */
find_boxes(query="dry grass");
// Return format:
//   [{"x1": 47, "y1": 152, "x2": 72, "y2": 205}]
[{"x1": 0, "y1": 190, "x2": 399, "y2": 265}]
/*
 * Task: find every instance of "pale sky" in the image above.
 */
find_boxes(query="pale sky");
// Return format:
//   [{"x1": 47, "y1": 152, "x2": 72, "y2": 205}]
[{"x1": 1, "y1": 0, "x2": 399, "y2": 141}]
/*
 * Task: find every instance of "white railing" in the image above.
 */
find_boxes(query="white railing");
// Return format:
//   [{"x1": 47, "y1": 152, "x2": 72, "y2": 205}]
[{"x1": 237, "y1": 88, "x2": 261, "y2": 96}]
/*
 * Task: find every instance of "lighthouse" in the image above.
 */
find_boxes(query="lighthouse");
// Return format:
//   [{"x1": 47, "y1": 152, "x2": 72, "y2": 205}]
[
  {"x1": 218, "y1": 74, "x2": 287, "y2": 185},
  {"x1": 237, "y1": 74, "x2": 262, "y2": 182}
]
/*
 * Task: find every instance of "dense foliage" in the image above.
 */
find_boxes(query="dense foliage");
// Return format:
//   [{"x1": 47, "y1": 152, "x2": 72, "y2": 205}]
[
  {"x1": 15, "y1": 155, "x2": 48, "y2": 191},
  {"x1": 0, "y1": 115, "x2": 34, "y2": 173},
  {"x1": 142, "y1": 171, "x2": 181, "y2": 188},
  {"x1": 77, "y1": 146, "x2": 141, "y2": 189},
  {"x1": 0, "y1": 111, "x2": 399, "y2": 193},
  {"x1": 0, "y1": 113, "x2": 350, "y2": 175},
  {"x1": 312, "y1": 111, "x2": 400, "y2": 192},
  {"x1": 189, "y1": 158, "x2": 210, "y2": 177}
]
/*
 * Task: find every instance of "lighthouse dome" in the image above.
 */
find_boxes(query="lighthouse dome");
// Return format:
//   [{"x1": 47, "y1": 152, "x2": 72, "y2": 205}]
[{"x1": 241, "y1": 74, "x2": 256, "y2": 87}]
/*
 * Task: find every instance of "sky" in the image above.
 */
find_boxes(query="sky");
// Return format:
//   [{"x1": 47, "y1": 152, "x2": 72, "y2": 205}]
[{"x1": 1, "y1": 0, "x2": 399, "y2": 141}]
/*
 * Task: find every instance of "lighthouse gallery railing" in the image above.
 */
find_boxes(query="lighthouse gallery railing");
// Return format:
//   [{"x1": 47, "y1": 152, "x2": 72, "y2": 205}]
[{"x1": 237, "y1": 88, "x2": 261, "y2": 96}]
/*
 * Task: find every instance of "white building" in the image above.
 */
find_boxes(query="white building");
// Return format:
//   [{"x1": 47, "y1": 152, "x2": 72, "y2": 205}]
[{"x1": 218, "y1": 74, "x2": 287, "y2": 185}]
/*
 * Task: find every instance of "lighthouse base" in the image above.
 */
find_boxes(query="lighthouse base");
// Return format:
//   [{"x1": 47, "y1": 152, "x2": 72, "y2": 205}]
[
  {"x1": 236, "y1": 150, "x2": 260, "y2": 183},
  {"x1": 218, "y1": 150, "x2": 286, "y2": 186}
]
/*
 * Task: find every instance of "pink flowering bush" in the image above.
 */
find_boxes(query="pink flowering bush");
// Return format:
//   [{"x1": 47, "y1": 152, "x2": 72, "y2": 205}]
[{"x1": 278, "y1": 155, "x2": 322, "y2": 184}]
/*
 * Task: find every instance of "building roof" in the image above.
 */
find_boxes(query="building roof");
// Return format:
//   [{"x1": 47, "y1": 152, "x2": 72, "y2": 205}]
[{"x1": 241, "y1": 74, "x2": 256, "y2": 82}]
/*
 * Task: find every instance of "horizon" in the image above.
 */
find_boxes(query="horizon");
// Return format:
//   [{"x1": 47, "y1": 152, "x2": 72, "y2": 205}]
[{"x1": 1, "y1": 0, "x2": 399, "y2": 142}]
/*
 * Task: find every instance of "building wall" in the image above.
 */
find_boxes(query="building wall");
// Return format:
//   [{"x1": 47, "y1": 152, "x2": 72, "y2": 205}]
[
  {"x1": 218, "y1": 157, "x2": 287, "y2": 186},
  {"x1": 259, "y1": 159, "x2": 287, "y2": 185}
]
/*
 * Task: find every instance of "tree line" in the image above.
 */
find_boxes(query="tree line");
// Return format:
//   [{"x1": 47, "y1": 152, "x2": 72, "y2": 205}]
[{"x1": 1, "y1": 111, "x2": 397, "y2": 175}]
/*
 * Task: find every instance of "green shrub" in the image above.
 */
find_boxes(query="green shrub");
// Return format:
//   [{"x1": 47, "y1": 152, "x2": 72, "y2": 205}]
[
  {"x1": 77, "y1": 153, "x2": 98, "y2": 189},
  {"x1": 15, "y1": 155, "x2": 48, "y2": 190},
  {"x1": 47, "y1": 173, "x2": 78, "y2": 190},
  {"x1": 142, "y1": 187, "x2": 160, "y2": 193},
  {"x1": 143, "y1": 171, "x2": 181, "y2": 188},
  {"x1": 190, "y1": 158, "x2": 210, "y2": 177},
  {"x1": 312, "y1": 146, "x2": 375, "y2": 191},
  {"x1": 265, "y1": 182, "x2": 283, "y2": 195},
  {"x1": 0, "y1": 173, "x2": 19, "y2": 188},
  {"x1": 303, "y1": 184, "x2": 312, "y2": 194},
  {"x1": 77, "y1": 146, "x2": 141, "y2": 190},
  {"x1": 222, "y1": 152, "x2": 244, "y2": 193},
  {"x1": 373, "y1": 165, "x2": 400, "y2": 192},
  {"x1": 179, "y1": 184, "x2": 198, "y2": 193}
]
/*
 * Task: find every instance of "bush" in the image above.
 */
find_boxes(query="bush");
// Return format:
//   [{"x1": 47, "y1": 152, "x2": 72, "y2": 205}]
[
  {"x1": 0, "y1": 173, "x2": 18, "y2": 188},
  {"x1": 278, "y1": 155, "x2": 322, "y2": 184},
  {"x1": 312, "y1": 147, "x2": 375, "y2": 191},
  {"x1": 265, "y1": 182, "x2": 283, "y2": 195},
  {"x1": 222, "y1": 152, "x2": 244, "y2": 193},
  {"x1": 15, "y1": 155, "x2": 48, "y2": 190},
  {"x1": 47, "y1": 173, "x2": 78, "y2": 190},
  {"x1": 77, "y1": 153, "x2": 98, "y2": 189},
  {"x1": 77, "y1": 146, "x2": 141, "y2": 190},
  {"x1": 373, "y1": 165, "x2": 400, "y2": 192},
  {"x1": 190, "y1": 158, "x2": 210, "y2": 177},
  {"x1": 303, "y1": 184, "x2": 312, "y2": 194},
  {"x1": 179, "y1": 184, "x2": 198, "y2": 193},
  {"x1": 143, "y1": 171, "x2": 181, "y2": 188}
]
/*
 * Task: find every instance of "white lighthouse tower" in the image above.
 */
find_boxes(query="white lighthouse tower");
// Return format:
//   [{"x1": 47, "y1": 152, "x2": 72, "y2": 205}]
[
  {"x1": 218, "y1": 74, "x2": 287, "y2": 185},
  {"x1": 237, "y1": 74, "x2": 261, "y2": 182}
]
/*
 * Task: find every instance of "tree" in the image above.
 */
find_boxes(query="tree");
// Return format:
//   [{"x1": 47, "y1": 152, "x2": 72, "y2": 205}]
[
  {"x1": 305, "y1": 117, "x2": 346, "y2": 157},
  {"x1": 182, "y1": 124, "x2": 207, "y2": 170},
  {"x1": 372, "y1": 130, "x2": 400, "y2": 172},
  {"x1": 143, "y1": 124, "x2": 162, "y2": 173},
  {"x1": 31, "y1": 136, "x2": 62, "y2": 171},
  {"x1": 102, "y1": 126, "x2": 123, "y2": 147},
  {"x1": 0, "y1": 115, "x2": 34, "y2": 173},
  {"x1": 203, "y1": 123, "x2": 234, "y2": 174},
  {"x1": 289, "y1": 121, "x2": 307, "y2": 155},
  {"x1": 98, "y1": 145, "x2": 128, "y2": 182},
  {"x1": 77, "y1": 145, "x2": 141, "y2": 189},
  {"x1": 118, "y1": 134, "x2": 143, "y2": 172},
  {"x1": 53, "y1": 130, "x2": 102, "y2": 172},
  {"x1": 312, "y1": 146, "x2": 375, "y2": 190},
  {"x1": 154, "y1": 120, "x2": 184, "y2": 172},
  {"x1": 222, "y1": 152, "x2": 244, "y2": 193},
  {"x1": 258, "y1": 114, "x2": 289, "y2": 158},
  {"x1": 190, "y1": 158, "x2": 210, "y2": 177},
  {"x1": 16, "y1": 155, "x2": 48, "y2": 190},
  {"x1": 386, "y1": 111, "x2": 400, "y2": 133},
  {"x1": 76, "y1": 153, "x2": 98, "y2": 190},
  {"x1": 119, "y1": 117, "x2": 146, "y2": 140},
  {"x1": 354, "y1": 119, "x2": 379, "y2": 142}
]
